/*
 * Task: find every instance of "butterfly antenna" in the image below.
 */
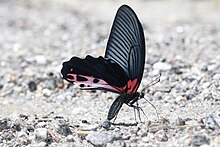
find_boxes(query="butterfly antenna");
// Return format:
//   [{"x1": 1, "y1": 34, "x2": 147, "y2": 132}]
[
  {"x1": 141, "y1": 72, "x2": 162, "y2": 94},
  {"x1": 142, "y1": 96, "x2": 159, "y2": 122}
]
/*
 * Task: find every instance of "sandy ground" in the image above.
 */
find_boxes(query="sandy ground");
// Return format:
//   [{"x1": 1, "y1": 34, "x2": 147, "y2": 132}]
[{"x1": 0, "y1": 0, "x2": 220, "y2": 146}]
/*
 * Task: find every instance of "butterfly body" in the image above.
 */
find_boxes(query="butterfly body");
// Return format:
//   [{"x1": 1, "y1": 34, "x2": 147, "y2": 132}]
[
  {"x1": 107, "y1": 92, "x2": 140, "y2": 120},
  {"x1": 61, "y1": 5, "x2": 146, "y2": 125}
]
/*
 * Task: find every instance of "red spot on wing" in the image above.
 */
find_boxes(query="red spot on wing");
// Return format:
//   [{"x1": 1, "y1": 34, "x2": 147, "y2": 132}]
[
  {"x1": 109, "y1": 79, "x2": 138, "y2": 94},
  {"x1": 126, "y1": 79, "x2": 138, "y2": 94}
]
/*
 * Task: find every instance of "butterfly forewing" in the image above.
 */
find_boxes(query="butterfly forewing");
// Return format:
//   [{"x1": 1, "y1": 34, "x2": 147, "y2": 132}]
[{"x1": 105, "y1": 5, "x2": 145, "y2": 93}]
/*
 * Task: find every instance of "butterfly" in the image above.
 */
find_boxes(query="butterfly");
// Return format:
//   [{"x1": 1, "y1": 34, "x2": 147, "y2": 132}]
[{"x1": 61, "y1": 5, "x2": 150, "y2": 128}]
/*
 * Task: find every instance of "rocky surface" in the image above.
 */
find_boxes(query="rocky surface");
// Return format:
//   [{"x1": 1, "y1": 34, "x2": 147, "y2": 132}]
[{"x1": 0, "y1": 0, "x2": 220, "y2": 146}]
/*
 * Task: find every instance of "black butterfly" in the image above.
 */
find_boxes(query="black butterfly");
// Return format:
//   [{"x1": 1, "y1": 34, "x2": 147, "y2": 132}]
[{"x1": 61, "y1": 5, "x2": 151, "y2": 128}]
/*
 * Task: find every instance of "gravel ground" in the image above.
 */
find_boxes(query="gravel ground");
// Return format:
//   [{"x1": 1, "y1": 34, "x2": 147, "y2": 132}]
[{"x1": 0, "y1": 0, "x2": 220, "y2": 146}]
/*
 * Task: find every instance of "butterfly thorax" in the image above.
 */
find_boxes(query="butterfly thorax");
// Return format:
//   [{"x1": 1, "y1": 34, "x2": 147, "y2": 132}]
[{"x1": 123, "y1": 92, "x2": 140, "y2": 105}]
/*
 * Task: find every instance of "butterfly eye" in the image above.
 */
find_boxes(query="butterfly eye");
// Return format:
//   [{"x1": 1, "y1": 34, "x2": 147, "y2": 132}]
[{"x1": 93, "y1": 78, "x2": 100, "y2": 83}]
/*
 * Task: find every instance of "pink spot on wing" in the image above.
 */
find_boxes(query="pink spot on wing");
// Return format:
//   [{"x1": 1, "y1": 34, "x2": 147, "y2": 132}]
[
  {"x1": 66, "y1": 74, "x2": 77, "y2": 81},
  {"x1": 65, "y1": 73, "x2": 139, "y2": 94}
]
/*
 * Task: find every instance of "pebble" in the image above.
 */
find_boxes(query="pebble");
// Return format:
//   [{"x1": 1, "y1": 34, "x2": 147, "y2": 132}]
[
  {"x1": 28, "y1": 81, "x2": 37, "y2": 92},
  {"x1": 0, "y1": 116, "x2": 8, "y2": 130},
  {"x1": 55, "y1": 119, "x2": 72, "y2": 136},
  {"x1": 34, "y1": 141, "x2": 47, "y2": 147},
  {"x1": 86, "y1": 131, "x2": 117, "y2": 146},
  {"x1": 42, "y1": 88, "x2": 52, "y2": 97},
  {"x1": 191, "y1": 135, "x2": 210, "y2": 146},
  {"x1": 202, "y1": 115, "x2": 219, "y2": 130},
  {"x1": 35, "y1": 55, "x2": 47, "y2": 65},
  {"x1": 153, "y1": 62, "x2": 172, "y2": 71},
  {"x1": 35, "y1": 128, "x2": 48, "y2": 142},
  {"x1": 207, "y1": 64, "x2": 218, "y2": 71},
  {"x1": 175, "y1": 95, "x2": 187, "y2": 106},
  {"x1": 76, "y1": 130, "x2": 89, "y2": 136},
  {"x1": 36, "y1": 122, "x2": 47, "y2": 128},
  {"x1": 17, "y1": 130, "x2": 26, "y2": 138},
  {"x1": 169, "y1": 115, "x2": 185, "y2": 126},
  {"x1": 66, "y1": 135, "x2": 74, "y2": 142},
  {"x1": 142, "y1": 136, "x2": 149, "y2": 143},
  {"x1": 101, "y1": 120, "x2": 111, "y2": 129},
  {"x1": 154, "y1": 130, "x2": 168, "y2": 142}
]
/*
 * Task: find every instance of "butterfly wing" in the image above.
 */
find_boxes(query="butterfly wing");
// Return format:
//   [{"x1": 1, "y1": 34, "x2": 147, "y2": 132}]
[
  {"x1": 105, "y1": 5, "x2": 145, "y2": 94},
  {"x1": 61, "y1": 55, "x2": 128, "y2": 93}
]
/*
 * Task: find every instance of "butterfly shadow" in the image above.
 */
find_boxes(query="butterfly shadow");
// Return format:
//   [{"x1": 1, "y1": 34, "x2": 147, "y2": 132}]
[{"x1": 111, "y1": 122, "x2": 138, "y2": 127}]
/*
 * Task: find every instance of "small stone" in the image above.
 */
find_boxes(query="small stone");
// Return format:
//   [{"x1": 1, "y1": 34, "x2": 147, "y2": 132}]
[
  {"x1": 207, "y1": 64, "x2": 218, "y2": 71},
  {"x1": 154, "y1": 91, "x2": 163, "y2": 100},
  {"x1": 42, "y1": 88, "x2": 52, "y2": 97},
  {"x1": 66, "y1": 135, "x2": 74, "y2": 142},
  {"x1": 176, "y1": 26, "x2": 184, "y2": 33},
  {"x1": 175, "y1": 95, "x2": 187, "y2": 106},
  {"x1": 154, "y1": 130, "x2": 168, "y2": 142},
  {"x1": 0, "y1": 84, "x2": 3, "y2": 90},
  {"x1": 76, "y1": 130, "x2": 89, "y2": 136},
  {"x1": 153, "y1": 62, "x2": 172, "y2": 71},
  {"x1": 202, "y1": 115, "x2": 219, "y2": 130},
  {"x1": 17, "y1": 130, "x2": 26, "y2": 138},
  {"x1": 56, "y1": 79, "x2": 64, "y2": 89},
  {"x1": 36, "y1": 122, "x2": 47, "y2": 128},
  {"x1": 35, "y1": 55, "x2": 47, "y2": 65},
  {"x1": 0, "y1": 116, "x2": 8, "y2": 130},
  {"x1": 55, "y1": 119, "x2": 72, "y2": 136},
  {"x1": 142, "y1": 136, "x2": 149, "y2": 143},
  {"x1": 86, "y1": 131, "x2": 117, "y2": 146},
  {"x1": 169, "y1": 115, "x2": 185, "y2": 126},
  {"x1": 35, "y1": 141, "x2": 47, "y2": 147},
  {"x1": 1, "y1": 129, "x2": 14, "y2": 141},
  {"x1": 191, "y1": 135, "x2": 210, "y2": 146},
  {"x1": 81, "y1": 120, "x2": 88, "y2": 124},
  {"x1": 28, "y1": 81, "x2": 37, "y2": 92},
  {"x1": 35, "y1": 128, "x2": 48, "y2": 142},
  {"x1": 101, "y1": 120, "x2": 111, "y2": 129}
]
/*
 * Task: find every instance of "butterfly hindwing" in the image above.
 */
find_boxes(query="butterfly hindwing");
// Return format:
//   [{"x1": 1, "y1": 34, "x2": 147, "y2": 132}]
[
  {"x1": 61, "y1": 55, "x2": 128, "y2": 93},
  {"x1": 105, "y1": 5, "x2": 145, "y2": 93}
]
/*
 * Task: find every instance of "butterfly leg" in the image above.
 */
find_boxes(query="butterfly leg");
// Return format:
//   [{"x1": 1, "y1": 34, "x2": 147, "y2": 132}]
[
  {"x1": 133, "y1": 106, "x2": 138, "y2": 123},
  {"x1": 128, "y1": 102, "x2": 149, "y2": 123},
  {"x1": 135, "y1": 101, "x2": 142, "y2": 123}
]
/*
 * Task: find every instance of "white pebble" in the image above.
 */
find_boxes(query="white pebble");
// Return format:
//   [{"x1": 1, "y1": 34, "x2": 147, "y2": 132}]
[
  {"x1": 35, "y1": 128, "x2": 48, "y2": 141},
  {"x1": 153, "y1": 62, "x2": 172, "y2": 71},
  {"x1": 142, "y1": 136, "x2": 149, "y2": 143},
  {"x1": 155, "y1": 129, "x2": 168, "y2": 142},
  {"x1": 66, "y1": 135, "x2": 74, "y2": 142},
  {"x1": 42, "y1": 88, "x2": 52, "y2": 97},
  {"x1": 35, "y1": 55, "x2": 47, "y2": 65},
  {"x1": 35, "y1": 141, "x2": 47, "y2": 147},
  {"x1": 36, "y1": 122, "x2": 47, "y2": 128}
]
